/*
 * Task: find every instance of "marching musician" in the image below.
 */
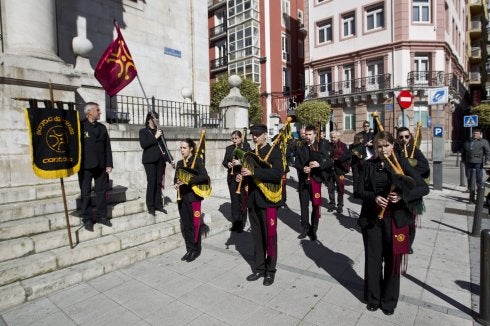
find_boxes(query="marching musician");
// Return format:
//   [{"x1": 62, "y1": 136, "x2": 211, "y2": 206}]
[
  {"x1": 174, "y1": 138, "x2": 210, "y2": 262},
  {"x1": 350, "y1": 133, "x2": 366, "y2": 196},
  {"x1": 355, "y1": 131, "x2": 429, "y2": 316},
  {"x1": 355, "y1": 120, "x2": 375, "y2": 158},
  {"x1": 295, "y1": 124, "x2": 333, "y2": 241},
  {"x1": 222, "y1": 130, "x2": 251, "y2": 233},
  {"x1": 326, "y1": 131, "x2": 351, "y2": 214},
  {"x1": 139, "y1": 111, "x2": 173, "y2": 216},
  {"x1": 395, "y1": 127, "x2": 430, "y2": 254},
  {"x1": 237, "y1": 124, "x2": 284, "y2": 286}
]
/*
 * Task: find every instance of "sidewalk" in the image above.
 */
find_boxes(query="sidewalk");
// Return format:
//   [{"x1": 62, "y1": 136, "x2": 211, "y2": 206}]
[{"x1": 0, "y1": 166, "x2": 487, "y2": 326}]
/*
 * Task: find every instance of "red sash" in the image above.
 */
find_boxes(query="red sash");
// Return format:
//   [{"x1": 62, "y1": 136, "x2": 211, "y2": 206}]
[
  {"x1": 266, "y1": 207, "x2": 277, "y2": 258},
  {"x1": 392, "y1": 217, "x2": 409, "y2": 275},
  {"x1": 191, "y1": 201, "x2": 201, "y2": 243},
  {"x1": 311, "y1": 179, "x2": 321, "y2": 220}
]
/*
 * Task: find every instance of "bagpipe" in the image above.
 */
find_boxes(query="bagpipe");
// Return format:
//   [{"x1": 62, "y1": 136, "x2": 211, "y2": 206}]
[
  {"x1": 371, "y1": 112, "x2": 420, "y2": 219},
  {"x1": 234, "y1": 117, "x2": 292, "y2": 203},
  {"x1": 229, "y1": 127, "x2": 248, "y2": 177},
  {"x1": 176, "y1": 130, "x2": 212, "y2": 199}
]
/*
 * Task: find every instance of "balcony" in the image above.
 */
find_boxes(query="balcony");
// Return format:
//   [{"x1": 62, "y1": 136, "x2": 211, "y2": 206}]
[
  {"x1": 469, "y1": 19, "x2": 483, "y2": 39},
  {"x1": 469, "y1": 71, "x2": 481, "y2": 84},
  {"x1": 306, "y1": 73, "x2": 391, "y2": 99},
  {"x1": 469, "y1": 46, "x2": 482, "y2": 63},
  {"x1": 469, "y1": 0, "x2": 484, "y2": 15},
  {"x1": 210, "y1": 56, "x2": 228, "y2": 72},
  {"x1": 208, "y1": 0, "x2": 226, "y2": 10},
  {"x1": 209, "y1": 23, "x2": 227, "y2": 40},
  {"x1": 407, "y1": 71, "x2": 446, "y2": 87}
]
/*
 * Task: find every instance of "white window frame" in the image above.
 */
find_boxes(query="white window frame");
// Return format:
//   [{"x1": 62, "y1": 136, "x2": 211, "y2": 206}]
[
  {"x1": 343, "y1": 65, "x2": 354, "y2": 94},
  {"x1": 281, "y1": 33, "x2": 291, "y2": 62},
  {"x1": 282, "y1": 67, "x2": 291, "y2": 93},
  {"x1": 367, "y1": 61, "x2": 384, "y2": 90},
  {"x1": 342, "y1": 13, "x2": 355, "y2": 37},
  {"x1": 366, "y1": 4, "x2": 384, "y2": 31},
  {"x1": 281, "y1": 0, "x2": 291, "y2": 29},
  {"x1": 413, "y1": 0, "x2": 430, "y2": 23},
  {"x1": 319, "y1": 69, "x2": 332, "y2": 96},
  {"x1": 414, "y1": 56, "x2": 429, "y2": 83},
  {"x1": 317, "y1": 19, "x2": 333, "y2": 44},
  {"x1": 413, "y1": 103, "x2": 429, "y2": 128},
  {"x1": 344, "y1": 108, "x2": 356, "y2": 130}
]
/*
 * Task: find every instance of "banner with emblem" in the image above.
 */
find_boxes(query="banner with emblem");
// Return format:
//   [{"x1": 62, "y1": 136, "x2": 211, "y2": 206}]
[
  {"x1": 94, "y1": 20, "x2": 138, "y2": 97},
  {"x1": 24, "y1": 106, "x2": 81, "y2": 179}
]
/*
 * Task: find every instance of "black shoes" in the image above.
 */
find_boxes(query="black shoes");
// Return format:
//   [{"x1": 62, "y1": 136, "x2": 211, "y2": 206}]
[
  {"x1": 98, "y1": 218, "x2": 112, "y2": 227},
  {"x1": 186, "y1": 251, "x2": 200, "y2": 262},
  {"x1": 309, "y1": 230, "x2": 317, "y2": 241},
  {"x1": 382, "y1": 309, "x2": 394, "y2": 315},
  {"x1": 230, "y1": 222, "x2": 244, "y2": 233},
  {"x1": 246, "y1": 272, "x2": 264, "y2": 281},
  {"x1": 366, "y1": 303, "x2": 379, "y2": 312},
  {"x1": 409, "y1": 248, "x2": 414, "y2": 254},
  {"x1": 83, "y1": 221, "x2": 94, "y2": 232},
  {"x1": 327, "y1": 203, "x2": 335, "y2": 212},
  {"x1": 263, "y1": 273, "x2": 275, "y2": 286},
  {"x1": 297, "y1": 230, "x2": 309, "y2": 239},
  {"x1": 148, "y1": 210, "x2": 156, "y2": 216},
  {"x1": 181, "y1": 251, "x2": 191, "y2": 261},
  {"x1": 336, "y1": 206, "x2": 343, "y2": 214}
]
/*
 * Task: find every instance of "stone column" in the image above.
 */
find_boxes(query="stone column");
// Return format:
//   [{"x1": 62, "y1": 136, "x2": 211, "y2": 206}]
[
  {"x1": 219, "y1": 75, "x2": 250, "y2": 130},
  {"x1": 1, "y1": 0, "x2": 60, "y2": 61}
]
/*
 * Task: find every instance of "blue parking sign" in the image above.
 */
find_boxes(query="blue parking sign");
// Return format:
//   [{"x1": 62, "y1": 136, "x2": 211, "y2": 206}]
[{"x1": 433, "y1": 127, "x2": 443, "y2": 137}]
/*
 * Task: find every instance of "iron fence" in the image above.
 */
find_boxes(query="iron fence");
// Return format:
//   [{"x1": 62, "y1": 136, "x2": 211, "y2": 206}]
[
  {"x1": 107, "y1": 95, "x2": 222, "y2": 128},
  {"x1": 307, "y1": 73, "x2": 391, "y2": 98}
]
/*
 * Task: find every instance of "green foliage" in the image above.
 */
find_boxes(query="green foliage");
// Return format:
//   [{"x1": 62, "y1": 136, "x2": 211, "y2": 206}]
[
  {"x1": 472, "y1": 103, "x2": 490, "y2": 129},
  {"x1": 210, "y1": 75, "x2": 263, "y2": 124},
  {"x1": 295, "y1": 100, "x2": 332, "y2": 126}
]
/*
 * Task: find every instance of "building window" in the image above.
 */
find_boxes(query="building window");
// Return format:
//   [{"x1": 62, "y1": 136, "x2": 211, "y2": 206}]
[
  {"x1": 282, "y1": 67, "x2": 291, "y2": 93},
  {"x1": 366, "y1": 4, "x2": 384, "y2": 31},
  {"x1": 343, "y1": 65, "x2": 354, "y2": 93},
  {"x1": 298, "y1": 40, "x2": 304, "y2": 59},
  {"x1": 414, "y1": 55, "x2": 429, "y2": 83},
  {"x1": 229, "y1": 58, "x2": 260, "y2": 83},
  {"x1": 317, "y1": 19, "x2": 333, "y2": 44},
  {"x1": 282, "y1": 0, "x2": 290, "y2": 29},
  {"x1": 367, "y1": 60, "x2": 384, "y2": 90},
  {"x1": 344, "y1": 108, "x2": 355, "y2": 131},
  {"x1": 319, "y1": 69, "x2": 332, "y2": 95},
  {"x1": 413, "y1": 104, "x2": 429, "y2": 128},
  {"x1": 281, "y1": 33, "x2": 290, "y2": 62},
  {"x1": 413, "y1": 0, "x2": 430, "y2": 23},
  {"x1": 297, "y1": 10, "x2": 304, "y2": 25},
  {"x1": 228, "y1": 21, "x2": 260, "y2": 61},
  {"x1": 342, "y1": 12, "x2": 355, "y2": 37}
]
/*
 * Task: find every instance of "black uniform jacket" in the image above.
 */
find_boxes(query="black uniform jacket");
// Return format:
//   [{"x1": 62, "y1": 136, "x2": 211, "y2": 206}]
[
  {"x1": 294, "y1": 139, "x2": 333, "y2": 183},
  {"x1": 246, "y1": 144, "x2": 284, "y2": 209},
  {"x1": 174, "y1": 156, "x2": 209, "y2": 202},
  {"x1": 355, "y1": 155, "x2": 429, "y2": 229},
  {"x1": 222, "y1": 142, "x2": 252, "y2": 180},
  {"x1": 139, "y1": 127, "x2": 172, "y2": 164},
  {"x1": 80, "y1": 119, "x2": 113, "y2": 169},
  {"x1": 332, "y1": 141, "x2": 352, "y2": 175},
  {"x1": 394, "y1": 143, "x2": 430, "y2": 179}
]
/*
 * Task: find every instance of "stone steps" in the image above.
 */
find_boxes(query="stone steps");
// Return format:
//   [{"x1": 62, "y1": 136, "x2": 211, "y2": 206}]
[
  {"x1": 0, "y1": 185, "x2": 137, "y2": 224},
  {"x1": 0, "y1": 213, "x2": 229, "y2": 312},
  {"x1": 0, "y1": 180, "x2": 80, "y2": 206}
]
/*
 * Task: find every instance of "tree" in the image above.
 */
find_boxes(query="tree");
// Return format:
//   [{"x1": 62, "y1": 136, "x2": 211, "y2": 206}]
[
  {"x1": 210, "y1": 75, "x2": 263, "y2": 124},
  {"x1": 471, "y1": 103, "x2": 490, "y2": 129},
  {"x1": 295, "y1": 100, "x2": 332, "y2": 126}
]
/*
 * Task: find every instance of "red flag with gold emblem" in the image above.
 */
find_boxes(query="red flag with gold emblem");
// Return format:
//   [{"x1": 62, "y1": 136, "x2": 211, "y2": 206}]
[{"x1": 94, "y1": 20, "x2": 137, "y2": 97}]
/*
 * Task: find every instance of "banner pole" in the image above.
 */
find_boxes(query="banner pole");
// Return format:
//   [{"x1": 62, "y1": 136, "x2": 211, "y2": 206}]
[
  {"x1": 135, "y1": 75, "x2": 175, "y2": 166},
  {"x1": 49, "y1": 81, "x2": 75, "y2": 249}
]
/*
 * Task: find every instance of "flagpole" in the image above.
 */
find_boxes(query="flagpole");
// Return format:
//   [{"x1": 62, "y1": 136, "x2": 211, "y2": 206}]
[
  {"x1": 136, "y1": 75, "x2": 175, "y2": 167},
  {"x1": 49, "y1": 81, "x2": 74, "y2": 249}
]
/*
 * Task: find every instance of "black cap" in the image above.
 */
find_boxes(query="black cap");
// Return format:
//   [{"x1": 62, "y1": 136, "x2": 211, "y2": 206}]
[{"x1": 250, "y1": 124, "x2": 267, "y2": 135}]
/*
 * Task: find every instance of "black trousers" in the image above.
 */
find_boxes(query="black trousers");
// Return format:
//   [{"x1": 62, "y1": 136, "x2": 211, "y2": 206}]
[
  {"x1": 362, "y1": 215, "x2": 400, "y2": 311},
  {"x1": 351, "y1": 162, "x2": 361, "y2": 195},
  {"x1": 227, "y1": 179, "x2": 247, "y2": 226},
  {"x1": 326, "y1": 172, "x2": 344, "y2": 207},
  {"x1": 298, "y1": 181, "x2": 318, "y2": 232},
  {"x1": 78, "y1": 167, "x2": 107, "y2": 223},
  {"x1": 249, "y1": 202, "x2": 277, "y2": 275},
  {"x1": 178, "y1": 199, "x2": 201, "y2": 253},
  {"x1": 143, "y1": 158, "x2": 165, "y2": 212}
]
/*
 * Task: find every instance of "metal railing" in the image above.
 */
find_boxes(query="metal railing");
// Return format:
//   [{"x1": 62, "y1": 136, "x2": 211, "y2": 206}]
[
  {"x1": 210, "y1": 56, "x2": 228, "y2": 70},
  {"x1": 407, "y1": 71, "x2": 448, "y2": 87},
  {"x1": 209, "y1": 23, "x2": 227, "y2": 38},
  {"x1": 307, "y1": 73, "x2": 391, "y2": 98},
  {"x1": 107, "y1": 95, "x2": 223, "y2": 128}
]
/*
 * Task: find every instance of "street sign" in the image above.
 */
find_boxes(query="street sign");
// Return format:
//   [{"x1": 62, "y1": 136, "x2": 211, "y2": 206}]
[
  {"x1": 397, "y1": 90, "x2": 413, "y2": 109},
  {"x1": 463, "y1": 115, "x2": 478, "y2": 127},
  {"x1": 427, "y1": 116, "x2": 432, "y2": 128},
  {"x1": 433, "y1": 126, "x2": 443, "y2": 137},
  {"x1": 428, "y1": 87, "x2": 449, "y2": 105}
]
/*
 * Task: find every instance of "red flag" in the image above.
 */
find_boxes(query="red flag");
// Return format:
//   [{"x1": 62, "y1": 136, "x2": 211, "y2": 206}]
[{"x1": 94, "y1": 20, "x2": 137, "y2": 97}]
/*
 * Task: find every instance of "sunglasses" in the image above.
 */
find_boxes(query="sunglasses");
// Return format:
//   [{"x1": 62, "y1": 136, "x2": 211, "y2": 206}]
[
  {"x1": 363, "y1": 125, "x2": 370, "y2": 127},
  {"x1": 398, "y1": 135, "x2": 410, "y2": 139}
]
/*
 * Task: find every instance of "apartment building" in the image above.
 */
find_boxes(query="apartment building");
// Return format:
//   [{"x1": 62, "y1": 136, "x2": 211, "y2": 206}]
[
  {"x1": 304, "y1": 0, "x2": 473, "y2": 151},
  {"x1": 208, "y1": 0, "x2": 305, "y2": 133}
]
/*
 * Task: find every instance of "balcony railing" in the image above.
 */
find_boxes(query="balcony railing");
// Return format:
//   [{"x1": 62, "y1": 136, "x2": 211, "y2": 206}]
[
  {"x1": 407, "y1": 71, "x2": 447, "y2": 87},
  {"x1": 107, "y1": 95, "x2": 222, "y2": 128},
  {"x1": 209, "y1": 23, "x2": 227, "y2": 39},
  {"x1": 469, "y1": 0, "x2": 484, "y2": 14},
  {"x1": 307, "y1": 73, "x2": 391, "y2": 98},
  {"x1": 210, "y1": 56, "x2": 228, "y2": 71}
]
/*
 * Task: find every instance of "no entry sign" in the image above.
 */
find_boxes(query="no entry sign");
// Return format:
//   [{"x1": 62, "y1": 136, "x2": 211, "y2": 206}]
[{"x1": 397, "y1": 90, "x2": 413, "y2": 110}]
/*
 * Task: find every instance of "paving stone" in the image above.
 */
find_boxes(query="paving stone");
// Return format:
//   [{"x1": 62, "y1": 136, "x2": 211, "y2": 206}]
[
  {"x1": 0, "y1": 283, "x2": 25, "y2": 313},
  {"x1": 1, "y1": 297, "x2": 60, "y2": 326}
]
